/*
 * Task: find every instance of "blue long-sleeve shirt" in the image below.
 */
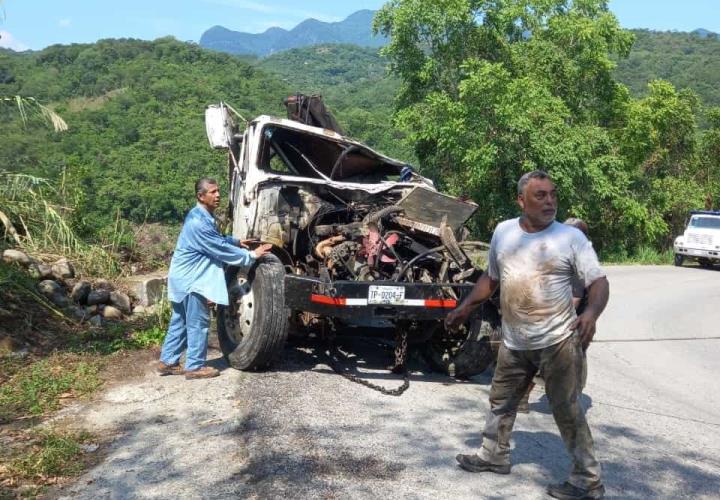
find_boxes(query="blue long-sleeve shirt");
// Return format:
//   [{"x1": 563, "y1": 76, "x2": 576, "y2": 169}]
[{"x1": 167, "y1": 204, "x2": 255, "y2": 305}]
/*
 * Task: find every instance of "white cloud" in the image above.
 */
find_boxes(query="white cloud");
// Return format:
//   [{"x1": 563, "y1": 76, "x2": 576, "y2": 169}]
[
  {"x1": 0, "y1": 30, "x2": 29, "y2": 51},
  {"x1": 58, "y1": 18, "x2": 72, "y2": 28}
]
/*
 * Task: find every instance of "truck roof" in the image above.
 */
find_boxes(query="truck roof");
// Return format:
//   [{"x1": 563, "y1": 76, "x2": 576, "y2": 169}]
[{"x1": 690, "y1": 210, "x2": 720, "y2": 216}]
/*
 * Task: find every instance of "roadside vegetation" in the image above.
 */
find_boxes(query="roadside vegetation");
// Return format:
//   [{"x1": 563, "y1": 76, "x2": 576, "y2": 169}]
[{"x1": 1, "y1": 250, "x2": 170, "y2": 494}]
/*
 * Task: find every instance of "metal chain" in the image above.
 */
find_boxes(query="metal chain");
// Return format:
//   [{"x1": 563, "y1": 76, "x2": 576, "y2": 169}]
[{"x1": 325, "y1": 328, "x2": 410, "y2": 397}]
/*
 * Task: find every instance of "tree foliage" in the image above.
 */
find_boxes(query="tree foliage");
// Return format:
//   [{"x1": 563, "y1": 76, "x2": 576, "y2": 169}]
[
  {"x1": 374, "y1": 0, "x2": 716, "y2": 254},
  {"x1": 0, "y1": 38, "x2": 290, "y2": 235}
]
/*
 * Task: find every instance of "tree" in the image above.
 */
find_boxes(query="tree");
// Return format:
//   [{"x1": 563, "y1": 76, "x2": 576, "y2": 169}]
[
  {"x1": 374, "y1": 0, "x2": 643, "y2": 252},
  {"x1": 699, "y1": 108, "x2": 720, "y2": 209}
]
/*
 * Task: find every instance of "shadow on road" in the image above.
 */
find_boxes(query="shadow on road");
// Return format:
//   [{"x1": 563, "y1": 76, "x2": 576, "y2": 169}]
[
  {"x1": 58, "y1": 330, "x2": 720, "y2": 499},
  {"x1": 276, "y1": 334, "x2": 494, "y2": 387}
]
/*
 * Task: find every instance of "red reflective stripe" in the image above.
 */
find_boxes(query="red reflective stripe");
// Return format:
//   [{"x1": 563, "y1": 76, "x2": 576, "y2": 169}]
[
  {"x1": 310, "y1": 294, "x2": 346, "y2": 306},
  {"x1": 424, "y1": 299, "x2": 457, "y2": 308}
]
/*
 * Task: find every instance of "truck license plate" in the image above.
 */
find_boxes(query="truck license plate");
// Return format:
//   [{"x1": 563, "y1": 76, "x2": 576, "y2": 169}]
[{"x1": 368, "y1": 285, "x2": 405, "y2": 305}]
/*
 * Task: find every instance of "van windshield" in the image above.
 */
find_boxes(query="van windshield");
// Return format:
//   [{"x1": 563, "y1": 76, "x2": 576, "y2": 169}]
[{"x1": 689, "y1": 216, "x2": 720, "y2": 229}]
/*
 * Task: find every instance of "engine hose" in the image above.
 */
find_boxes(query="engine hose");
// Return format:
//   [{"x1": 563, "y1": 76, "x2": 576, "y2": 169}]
[
  {"x1": 394, "y1": 245, "x2": 446, "y2": 283},
  {"x1": 363, "y1": 205, "x2": 404, "y2": 225},
  {"x1": 370, "y1": 231, "x2": 403, "y2": 272}
]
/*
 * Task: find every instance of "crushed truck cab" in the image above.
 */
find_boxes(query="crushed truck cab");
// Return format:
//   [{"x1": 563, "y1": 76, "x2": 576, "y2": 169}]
[{"x1": 204, "y1": 97, "x2": 499, "y2": 377}]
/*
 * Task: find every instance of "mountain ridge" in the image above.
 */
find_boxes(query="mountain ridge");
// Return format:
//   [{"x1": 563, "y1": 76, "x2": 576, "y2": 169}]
[{"x1": 199, "y1": 9, "x2": 386, "y2": 56}]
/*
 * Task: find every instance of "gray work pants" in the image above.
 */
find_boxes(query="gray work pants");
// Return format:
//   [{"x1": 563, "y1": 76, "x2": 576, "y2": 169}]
[{"x1": 478, "y1": 333, "x2": 602, "y2": 489}]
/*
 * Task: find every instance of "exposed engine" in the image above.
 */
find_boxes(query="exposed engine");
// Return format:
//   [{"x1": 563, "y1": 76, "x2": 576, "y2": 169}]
[{"x1": 254, "y1": 183, "x2": 486, "y2": 291}]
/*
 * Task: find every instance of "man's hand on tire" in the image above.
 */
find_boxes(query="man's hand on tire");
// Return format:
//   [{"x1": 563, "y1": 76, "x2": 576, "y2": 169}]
[
  {"x1": 253, "y1": 243, "x2": 273, "y2": 259},
  {"x1": 445, "y1": 305, "x2": 471, "y2": 332},
  {"x1": 239, "y1": 238, "x2": 258, "y2": 249}
]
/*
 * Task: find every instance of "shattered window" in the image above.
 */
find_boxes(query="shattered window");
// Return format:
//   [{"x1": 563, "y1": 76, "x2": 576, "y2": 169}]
[{"x1": 257, "y1": 125, "x2": 403, "y2": 183}]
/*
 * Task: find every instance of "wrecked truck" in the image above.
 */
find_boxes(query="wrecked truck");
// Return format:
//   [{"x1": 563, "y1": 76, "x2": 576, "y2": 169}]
[{"x1": 204, "y1": 96, "x2": 500, "y2": 384}]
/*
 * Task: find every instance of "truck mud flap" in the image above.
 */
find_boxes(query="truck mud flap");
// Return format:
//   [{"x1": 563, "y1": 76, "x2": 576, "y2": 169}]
[{"x1": 284, "y1": 275, "x2": 474, "y2": 321}]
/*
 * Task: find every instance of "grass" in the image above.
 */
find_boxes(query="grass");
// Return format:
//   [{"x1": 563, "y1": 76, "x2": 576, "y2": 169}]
[
  {"x1": 601, "y1": 245, "x2": 675, "y2": 265},
  {"x1": 0, "y1": 170, "x2": 129, "y2": 278},
  {"x1": 0, "y1": 355, "x2": 101, "y2": 423},
  {"x1": 8, "y1": 429, "x2": 95, "y2": 479},
  {"x1": 0, "y1": 427, "x2": 97, "y2": 495}
]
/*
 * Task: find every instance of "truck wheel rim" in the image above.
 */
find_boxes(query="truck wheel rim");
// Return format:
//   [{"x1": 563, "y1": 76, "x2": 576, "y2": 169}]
[{"x1": 226, "y1": 277, "x2": 254, "y2": 345}]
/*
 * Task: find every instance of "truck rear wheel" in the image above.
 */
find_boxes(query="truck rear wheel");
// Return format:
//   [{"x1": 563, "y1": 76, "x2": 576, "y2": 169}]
[
  {"x1": 217, "y1": 256, "x2": 289, "y2": 370},
  {"x1": 421, "y1": 304, "x2": 501, "y2": 378},
  {"x1": 674, "y1": 254, "x2": 684, "y2": 267}
]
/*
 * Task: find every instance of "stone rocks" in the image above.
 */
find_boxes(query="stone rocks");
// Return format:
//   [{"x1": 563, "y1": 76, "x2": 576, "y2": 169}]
[
  {"x1": 51, "y1": 258, "x2": 75, "y2": 280},
  {"x1": 68, "y1": 306, "x2": 87, "y2": 321},
  {"x1": 37, "y1": 263, "x2": 54, "y2": 279},
  {"x1": 121, "y1": 273, "x2": 168, "y2": 307},
  {"x1": 2, "y1": 249, "x2": 31, "y2": 265},
  {"x1": 87, "y1": 289, "x2": 110, "y2": 306},
  {"x1": 71, "y1": 281, "x2": 92, "y2": 304},
  {"x1": 38, "y1": 279, "x2": 68, "y2": 307},
  {"x1": 102, "y1": 305, "x2": 123, "y2": 320},
  {"x1": 95, "y1": 278, "x2": 111, "y2": 290},
  {"x1": 38, "y1": 280, "x2": 62, "y2": 296},
  {"x1": 109, "y1": 291, "x2": 132, "y2": 314},
  {"x1": 3, "y1": 246, "x2": 154, "y2": 326}
]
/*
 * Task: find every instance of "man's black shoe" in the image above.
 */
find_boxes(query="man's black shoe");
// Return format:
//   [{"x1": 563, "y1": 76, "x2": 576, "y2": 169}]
[
  {"x1": 455, "y1": 454, "x2": 511, "y2": 474},
  {"x1": 547, "y1": 481, "x2": 605, "y2": 499}
]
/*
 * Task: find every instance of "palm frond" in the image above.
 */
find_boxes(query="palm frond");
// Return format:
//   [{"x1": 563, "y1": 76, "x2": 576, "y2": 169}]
[{"x1": 1, "y1": 96, "x2": 68, "y2": 132}]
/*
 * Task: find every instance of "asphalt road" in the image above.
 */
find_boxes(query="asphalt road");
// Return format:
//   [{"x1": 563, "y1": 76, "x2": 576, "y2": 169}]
[{"x1": 55, "y1": 265, "x2": 720, "y2": 499}]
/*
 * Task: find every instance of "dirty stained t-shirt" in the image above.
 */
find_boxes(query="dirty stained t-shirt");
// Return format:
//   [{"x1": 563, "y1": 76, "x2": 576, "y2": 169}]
[{"x1": 487, "y1": 218, "x2": 605, "y2": 350}]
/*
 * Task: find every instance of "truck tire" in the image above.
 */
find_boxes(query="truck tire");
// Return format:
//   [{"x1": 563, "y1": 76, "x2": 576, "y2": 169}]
[
  {"x1": 674, "y1": 254, "x2": 684, "y2": 267},
  {"x1": 217, "y1": 256, "x2": 289, "y2": 370},
  {"x1": 699, "y1": 258, "x2": 714, "y2": 269},
  {"x1": 421, "y1": 304, "x2": 500, "y2": 378}
]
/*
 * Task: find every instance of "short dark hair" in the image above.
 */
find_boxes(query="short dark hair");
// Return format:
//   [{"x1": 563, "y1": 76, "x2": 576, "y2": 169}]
[
  {"x1": 517, "y1": 170, "x2": 551, "y2": 195},
  {"x1": 195, "y1": 177, "x2": 218, "y2": 197}
]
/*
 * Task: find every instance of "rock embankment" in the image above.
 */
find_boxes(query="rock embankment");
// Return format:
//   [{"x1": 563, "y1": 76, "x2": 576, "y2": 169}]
[{"x1": 2, "y1": 248, "x2": 166, "y2": 326}]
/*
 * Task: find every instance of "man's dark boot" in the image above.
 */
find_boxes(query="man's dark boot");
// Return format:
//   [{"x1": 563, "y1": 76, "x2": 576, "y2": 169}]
[
  {"x1": 547, "y1": 481, "x2": 605, "y2": 499},
  {"x1": 455, "y1": 454, "x2": 511, "y2": 474}
]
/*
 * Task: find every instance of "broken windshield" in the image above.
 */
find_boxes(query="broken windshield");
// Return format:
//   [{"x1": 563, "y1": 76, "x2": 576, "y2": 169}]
[{"x1": 257, "y1": 125, "x2": 403, "y2": 183}]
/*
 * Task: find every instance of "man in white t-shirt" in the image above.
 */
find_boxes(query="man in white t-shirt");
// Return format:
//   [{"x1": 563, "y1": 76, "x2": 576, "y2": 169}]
[{"x1": 446, "y1": 170, "x2": 609, "y2": 500}]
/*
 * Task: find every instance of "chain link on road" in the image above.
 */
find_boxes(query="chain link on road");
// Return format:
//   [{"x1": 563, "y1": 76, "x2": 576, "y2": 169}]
[{"x1": 325, "y1": 328, "x2": 410, "y2": 397}]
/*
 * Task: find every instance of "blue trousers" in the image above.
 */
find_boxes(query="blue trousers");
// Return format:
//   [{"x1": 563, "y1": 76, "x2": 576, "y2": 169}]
[{"x1": 160, "y1": 292, "x2": 210, "y2": 371}]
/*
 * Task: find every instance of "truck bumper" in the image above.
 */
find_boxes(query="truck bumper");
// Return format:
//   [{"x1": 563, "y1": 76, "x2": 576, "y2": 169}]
[
  {"x1": 674, "y1": 246, "x2": 720, "y2": 261},
  {"x1": 284, "y1": 275, "x2": 473, "y2": 321}
]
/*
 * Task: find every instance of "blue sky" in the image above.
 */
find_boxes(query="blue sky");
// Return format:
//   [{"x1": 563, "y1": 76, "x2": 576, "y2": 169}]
[{"x1": 1, "y1": 0, "x2": 718, "y2": 51}]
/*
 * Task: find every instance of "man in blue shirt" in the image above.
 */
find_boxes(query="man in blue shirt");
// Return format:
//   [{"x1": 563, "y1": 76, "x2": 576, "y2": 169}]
[{"x1": 157, "y1": 177, "x2": 272, "y2": 379}]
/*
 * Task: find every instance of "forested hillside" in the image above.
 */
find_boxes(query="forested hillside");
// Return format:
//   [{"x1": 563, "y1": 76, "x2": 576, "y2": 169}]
[
  {"x1": 2, "y1": 13, "x2": 720, "y2": 257},
  {"x1": 256, "y1": 30, "x2": 720, "y2": 125},
  {"x1": 0, "y1": 38, "x2": 407, "y2": 238},
  {"x1": 0, "y1": 38, "x2": 289, "y2": 234},
  {"x1": 257, "y1": 44, "x2": 412, "y2": 161},
  {"x1": 615, "y1": 29, "x2": 720, "y2": 111}
]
